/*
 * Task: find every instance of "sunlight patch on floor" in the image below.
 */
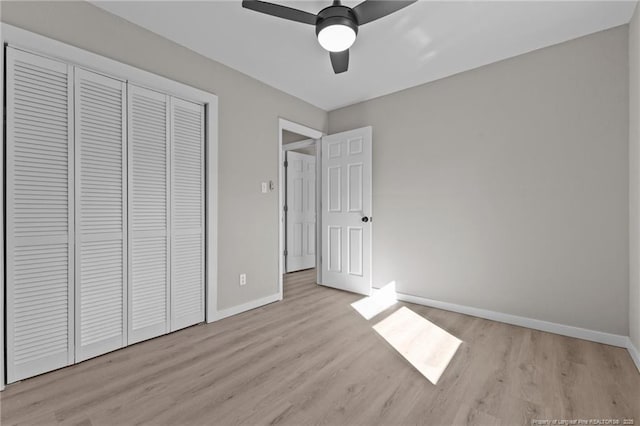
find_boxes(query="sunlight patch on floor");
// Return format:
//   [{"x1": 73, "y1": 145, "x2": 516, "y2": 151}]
[
  {"x1": 373, "y1": 306, "x2": 462, "y2": 384},
  {"x1": 351, "y1": 281, "x2": 397, "y2": 320}
]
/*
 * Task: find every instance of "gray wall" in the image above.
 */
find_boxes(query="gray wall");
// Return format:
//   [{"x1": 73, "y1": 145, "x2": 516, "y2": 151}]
[
  {"x1": 328, "y1": 27, "x2": 630, "y2": 335},
  {"x1": 630, "y1": 3, "x2": 640, "y2": 350},
  {"x1": 1, "y1": 1, "x2": 633, "y2": 338},
  {"x1": 0, "y1": 1, "x2": 328, "y2": 311},
  {"x1": 283, "y1": 130, "x2": 309, "y2": 144}
]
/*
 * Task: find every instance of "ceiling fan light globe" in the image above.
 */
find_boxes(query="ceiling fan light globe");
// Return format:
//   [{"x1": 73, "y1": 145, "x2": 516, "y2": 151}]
[{"x1": 317, "y1": 24, "x2": 356, "y2": 52}]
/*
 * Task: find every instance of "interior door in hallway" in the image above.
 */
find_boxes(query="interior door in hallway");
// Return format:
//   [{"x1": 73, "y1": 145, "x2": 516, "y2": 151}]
[
  {"x1": 286, "y1": 151, "x2": 316, "y2": 272},
  {"x1": 320, "y1": 127, "x2": 372, "y2": 296}
]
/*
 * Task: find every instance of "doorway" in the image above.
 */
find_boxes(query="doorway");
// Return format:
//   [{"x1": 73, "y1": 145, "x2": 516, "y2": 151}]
[
  {"x1": 278, "y1": 119, "x2": 374, "y2": 300},
  {"x1": 278, "y1": 119, "x2": 324, "y2": 300}
]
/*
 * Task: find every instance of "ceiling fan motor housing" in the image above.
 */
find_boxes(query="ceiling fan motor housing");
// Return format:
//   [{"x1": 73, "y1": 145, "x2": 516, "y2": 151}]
[{"x1": 315, "y1": 5, "x2": 359, "y2": 37}]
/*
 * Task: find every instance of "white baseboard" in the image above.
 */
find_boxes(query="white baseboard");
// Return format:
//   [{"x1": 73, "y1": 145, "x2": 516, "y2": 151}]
[
  {"x1": 627, "y1": 338, "x2": 640, "y2": 373},
  {"x1": 205, "y1": 289, "x2": 639, "y2": 373},
  {"x1": 396, "y1": 292, "x2": 628, "y2": 348},
  {"x1": 208, "y1": 293, "x2": 281, "y2": 323}
]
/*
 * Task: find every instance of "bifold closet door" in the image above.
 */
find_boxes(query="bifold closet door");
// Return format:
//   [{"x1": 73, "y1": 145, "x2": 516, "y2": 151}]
[
  {"x1": 5, "y1": 47, "x2": 74, "y2": 382},
  {"x1": 170, "y1": 98, "x2": 205, "y2": 331},
  {"x1": 74, "y1": 68, "x2": 127, "y2": 361},
  {"x1": 128, "y1": 85, "x2": 171, "y2": 344}
]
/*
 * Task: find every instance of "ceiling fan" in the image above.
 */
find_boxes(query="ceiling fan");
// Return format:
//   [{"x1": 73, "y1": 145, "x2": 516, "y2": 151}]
[{"x1": 242, "y1": 0, "x2": 417, "y2": 74}]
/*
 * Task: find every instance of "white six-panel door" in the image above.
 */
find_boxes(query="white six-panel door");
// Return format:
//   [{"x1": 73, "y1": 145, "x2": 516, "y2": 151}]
[
  {"x1": 127, "y1": 84, "x2": 171, "y2": 344},
  {"x1": 320, "y1": 127, "x2": 372, "y2": 296},
  {"x1": 286, "y1": 151, "x2": 316, "y2": 272},
  {"x1": 170, "y1": 98, "x2": 205, "y2": 331},
  {"x1": 74, "y1": 68, "x2": 127, "y2": 361},
  {"x1": 5, "y1": 48, "x2": 75, "y2": 382}
]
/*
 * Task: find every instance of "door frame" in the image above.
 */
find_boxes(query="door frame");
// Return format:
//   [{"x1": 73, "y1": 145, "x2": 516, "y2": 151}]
[{"x1": 278, "y1": 118, "x2": 324, "y2": 300}]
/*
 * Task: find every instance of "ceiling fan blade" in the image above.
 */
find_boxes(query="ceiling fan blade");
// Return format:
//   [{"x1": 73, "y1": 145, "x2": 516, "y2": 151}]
[
  {"x1": 352, "y1": 0, "x2": 417, "y2": 25},
  {"x1": 242, "y1": 0, "x2": 317, "y2": 25},
  {"x1": 330, "y1": 50, "x2": 349, "y2": 74}
]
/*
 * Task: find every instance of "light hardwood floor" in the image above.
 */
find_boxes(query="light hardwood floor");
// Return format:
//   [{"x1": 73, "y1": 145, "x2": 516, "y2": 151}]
[{"x1": 1, "y1": 268, "x2": 639, "y2": 425}]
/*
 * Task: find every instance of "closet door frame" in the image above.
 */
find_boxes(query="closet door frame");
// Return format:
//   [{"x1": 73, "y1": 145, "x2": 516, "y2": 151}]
[
  {"x1": 1, "y1": 24, "x2": 219, "y2": 389},
  {"x1": 1, "y1": 34, "x2": 5, "y2": 393}
]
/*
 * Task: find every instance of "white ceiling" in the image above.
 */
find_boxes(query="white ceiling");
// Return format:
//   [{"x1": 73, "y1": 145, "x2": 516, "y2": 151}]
[{"x1": 92, "y1": 0, "x2": 637, "y2": 111}]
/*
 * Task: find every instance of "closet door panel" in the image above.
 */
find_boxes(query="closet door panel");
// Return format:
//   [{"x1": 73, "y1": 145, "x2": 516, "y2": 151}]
[
  {"x1": 128, "y1": 85, "x2": 171, "y2": 344},
  {"x1": 74, "y1": 68, "x2": 127, "y2": 361},
  {"x1": 5, "y1": 48, "x2": 74, "y2": 382},
  {"x1": 171, "y1": 98, "x2": 205, "y2": 331}
]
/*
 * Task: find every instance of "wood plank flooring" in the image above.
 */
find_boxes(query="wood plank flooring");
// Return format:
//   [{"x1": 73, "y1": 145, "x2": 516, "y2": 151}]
[{"x1": 1, "y1": 268, "x2": 638, "y2": 425}]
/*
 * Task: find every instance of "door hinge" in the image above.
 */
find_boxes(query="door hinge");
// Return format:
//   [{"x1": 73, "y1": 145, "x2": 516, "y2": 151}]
[
  {"x1": 284, "y1": 205, "x2": 288, "y2": 212},
  {"x1": 284, "y1": 160, "x2": 288, "y2": 168},
  {"x1": 284, "y1": 250, "x2": 288, "y2": 256}
]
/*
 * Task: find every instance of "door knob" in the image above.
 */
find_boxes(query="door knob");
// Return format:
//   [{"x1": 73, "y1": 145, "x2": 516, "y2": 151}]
[{"x1": 361, "y1": 216, "x2": 369, "y2": 223}]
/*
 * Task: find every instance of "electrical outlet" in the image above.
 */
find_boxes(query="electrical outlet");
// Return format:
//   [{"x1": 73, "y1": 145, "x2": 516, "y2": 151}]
[{"x1": 239, "y1": 273, "x2": 247, "y2": 286}]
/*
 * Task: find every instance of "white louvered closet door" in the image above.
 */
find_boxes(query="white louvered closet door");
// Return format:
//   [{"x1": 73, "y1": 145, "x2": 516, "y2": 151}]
[
  {"x1": 74, "y1": 68, "x2": 127, "y2": 361},
  {"x1": 170, "y1": 98, "x2": 205, "y2": 331},
  {"x1": 5, "y1": 48, "x2": 74, "y2": 382},
  {"x1": 128, "y1": 85, "x2": 171, "y2": 344}
]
